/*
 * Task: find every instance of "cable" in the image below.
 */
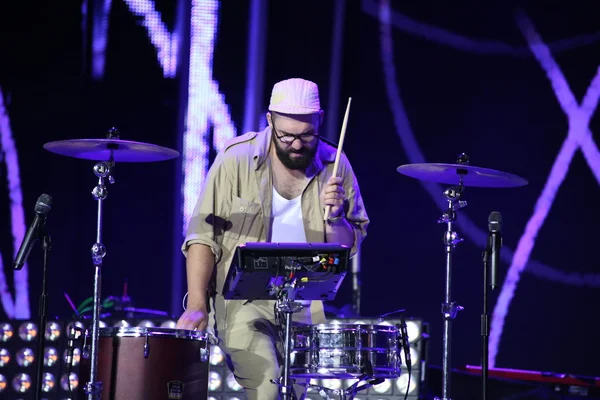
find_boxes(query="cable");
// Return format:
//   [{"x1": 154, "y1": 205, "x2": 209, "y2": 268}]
[
  {"x1": 398, "y1": 312, "x2": 412, "y2": 400},
  {"x1": 300, "y1": 271, "x2": 335, "y2": 283},
  {"x1": 182, "y1": 292, "x2": 188, "y2": 311}
]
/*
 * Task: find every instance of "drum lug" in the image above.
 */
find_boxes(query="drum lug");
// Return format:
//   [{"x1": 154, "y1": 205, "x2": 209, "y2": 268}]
[
  {"x1": 200, "y1": 343, "x2": 209, "y2": 363},
  {"x1": 144, "y1": 334, "x2": 150, "y2": 359},
  {"x1": 84, "y1": 381, "x2": 103, "y2": 397},
  {"x1": 82, "y1": 345, "x2": 90, "y2": 360},
  {"x1": 82, "y1": 329, "x2": 90, "y2": 359}
]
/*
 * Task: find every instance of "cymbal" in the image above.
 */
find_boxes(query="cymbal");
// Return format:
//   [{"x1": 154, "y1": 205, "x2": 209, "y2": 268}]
[
  {"x1": 396, "y1": 163, "x2": 528, "y2": 188},
  {"x1": 43, "y1": 139, "x2": 180, "y2": 162}
]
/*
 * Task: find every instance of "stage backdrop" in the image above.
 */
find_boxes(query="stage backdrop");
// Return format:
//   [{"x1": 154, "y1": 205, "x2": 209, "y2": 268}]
[
  {"x1": 353, "y1": 0, "x2": 600, "y2": 378},
  {"x1": 0, "y1": 0, "x2": 598, "y2": 383}
]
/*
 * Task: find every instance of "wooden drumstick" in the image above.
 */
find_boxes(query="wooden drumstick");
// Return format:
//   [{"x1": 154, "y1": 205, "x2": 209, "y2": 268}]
[{"x1": 324, "y1": 97, "x2": 352, "y2": 221}]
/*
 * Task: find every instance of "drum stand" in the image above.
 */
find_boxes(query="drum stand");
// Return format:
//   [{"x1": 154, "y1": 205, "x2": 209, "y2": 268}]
[
  {"x1": 83, "y1": 155, "x2": 115, "y2": 400},
  {"x1": 270, "y1": 278, "x2": 380, "y2": 400},
  {"x1": 299, "y1": 375, "x2": 384, "y2": 400},
  {"x1": 270, "y1": 277, "x2": 381, "y2": 400},
  {"x1": 435, "y1": 182, "x2": 466, "y2": 400},
  {"x1": 269, "y1": 277, "x2": 305, "y2": 400}
]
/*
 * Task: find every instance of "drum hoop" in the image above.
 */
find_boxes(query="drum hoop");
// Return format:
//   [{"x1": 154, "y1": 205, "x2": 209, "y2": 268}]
[
  {"x1": 294, "y1": 323, "x2": 398, "y2": 332},
  {"x1": 98, "y1": 327, "x2": 212, "y2": 341}
]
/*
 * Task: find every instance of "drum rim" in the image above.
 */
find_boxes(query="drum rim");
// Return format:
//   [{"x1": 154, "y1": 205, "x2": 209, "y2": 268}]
[
  {"x1": 289, "y1": 366, "x2": 401, "y2": 379},
  {"x1": 294, "y1": 323, "x2": 399, "y2": 331},
  {"x1": 98, "y1": 326, "x2": 212, "y2": 340}
]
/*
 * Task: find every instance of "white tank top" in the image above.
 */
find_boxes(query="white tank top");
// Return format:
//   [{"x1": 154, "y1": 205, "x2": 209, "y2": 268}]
[
  {"x1": 271, "y1": 188, "x2": 311, "y2": 307},
  {"x1": 271, "y1": 187, "x2": 307, "y2": 242}
]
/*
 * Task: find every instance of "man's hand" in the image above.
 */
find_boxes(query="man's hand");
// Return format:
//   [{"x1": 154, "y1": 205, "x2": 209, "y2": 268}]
[
  {"x1": 321, "y1": 176, "x2": 345, "y2": 218},
  {"x1": 176, "y1": 305, "x2": 209, "y2": 331}
]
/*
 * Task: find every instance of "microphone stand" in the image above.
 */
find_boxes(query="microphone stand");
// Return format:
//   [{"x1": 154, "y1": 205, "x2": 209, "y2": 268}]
[
  {"x1": 351, "y1": 247, "x2": 361, "y2": 315},
  {"x1": 481, "y1": 246, "x2": 494, "y2": 400},
  {"x1": 35, "y1": 230, "x2": 51, "y2": 400}
]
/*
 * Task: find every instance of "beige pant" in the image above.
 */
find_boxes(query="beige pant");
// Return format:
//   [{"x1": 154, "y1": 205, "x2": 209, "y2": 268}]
[{"x1": 208, "y1": 295, "x2": 325, "y2": 400}]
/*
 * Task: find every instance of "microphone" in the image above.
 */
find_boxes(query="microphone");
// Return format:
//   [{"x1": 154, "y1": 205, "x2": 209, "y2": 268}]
[
  {"x1": 488, "y1": 211, "x2": 502, "y2": 290},
  {"x1": 13, "y1": 194, "x2": 53, "y2": 270},
  {"x1": 398, "y1": 313, "x2": 411, "y2": 372}
]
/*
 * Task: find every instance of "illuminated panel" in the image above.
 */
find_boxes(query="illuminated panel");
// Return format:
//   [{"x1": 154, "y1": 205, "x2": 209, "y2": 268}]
[
  {"x1": 376, "y1": 0, "x2": 600, "y2": 369},
  {"x1": 362, "y1": 0, "x2": 600, "y2": 56},
  {"x1": 0, "y1": 86, "x2": 30, "y2": 319},
  {"x1": 376, "y1": 0, "x2": 600, "y2": 288},
  {"x1": 181, "y1": 0, "x2": 237, "y2": 236},
  {"x1": 122, "y1": 0, "x2": 179, "y2": 77},
  {"x1": 91, "y1": 0, "x2": 113, "y2": 79},
  {"x1": 489, "y1": 10, "x2": 600, "y2": 367},
  {"x1": 92, "y1": 1, "x2": 237, "y2": 237}
]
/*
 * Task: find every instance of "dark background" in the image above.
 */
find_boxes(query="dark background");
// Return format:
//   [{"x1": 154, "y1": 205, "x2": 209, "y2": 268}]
[{"x1": 0, "y1": 0, "x2": 598, "y2": 382}]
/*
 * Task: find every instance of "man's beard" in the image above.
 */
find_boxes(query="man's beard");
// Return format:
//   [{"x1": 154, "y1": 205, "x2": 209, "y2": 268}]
[{"x1": 273, "y1": 138, "x2": 318, "y2": 170}]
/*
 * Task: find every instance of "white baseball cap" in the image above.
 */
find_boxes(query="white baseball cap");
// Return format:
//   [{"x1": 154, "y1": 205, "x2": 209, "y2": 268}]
[{"x1": 268, "y1": 78, "x2": 321, "y2": 115}]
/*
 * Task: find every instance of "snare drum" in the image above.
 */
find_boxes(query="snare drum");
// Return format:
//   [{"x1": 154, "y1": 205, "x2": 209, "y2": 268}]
[
  {"x1": 78, "y1": 327, "x2": 212, "y2": 400},
  {"x1": 289, "y1": 323, "x2": 401, "y2": 379}
]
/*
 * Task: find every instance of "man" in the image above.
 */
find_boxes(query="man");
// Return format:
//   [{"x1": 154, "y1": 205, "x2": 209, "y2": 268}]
[{"x1": 176, "y1": 78, "x2": 369, "y2": 399}]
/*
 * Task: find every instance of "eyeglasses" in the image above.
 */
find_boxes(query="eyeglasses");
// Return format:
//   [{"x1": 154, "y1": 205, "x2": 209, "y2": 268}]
[{"x1": 272, "y1": 124, "x2": 319, "y2": 144}]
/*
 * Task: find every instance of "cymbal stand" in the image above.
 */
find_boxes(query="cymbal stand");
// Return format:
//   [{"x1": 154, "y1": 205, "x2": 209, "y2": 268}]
[
  {"x1": 435, "y1": 181, "x2": 466, "y2": 400},
  {"x1": 84, "y1": 152, "x2": 115, "y2": 400}
]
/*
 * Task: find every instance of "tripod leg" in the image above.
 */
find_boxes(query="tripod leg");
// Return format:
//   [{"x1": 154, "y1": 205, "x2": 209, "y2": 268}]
[{"x1": 280, "y1": 310, "x2": 293, "y2": 399}]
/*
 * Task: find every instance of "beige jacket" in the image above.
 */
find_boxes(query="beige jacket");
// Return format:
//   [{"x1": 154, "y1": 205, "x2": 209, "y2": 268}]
[{"x1": 182, "y1": 127, "x2": 369, "y2": 318}]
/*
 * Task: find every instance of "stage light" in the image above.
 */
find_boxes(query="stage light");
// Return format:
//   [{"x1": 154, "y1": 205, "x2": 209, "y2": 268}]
[
  {"x1": 66, "y1": 321, "x2": 84, "y2": 336},
  {"x1": 208, "y1": 370, "x2": 223, "y2": 391},
  {"x1": 137, "y1": 319, "x2": 156, "y2": 327},
  {"x1": 63, "y1": 347, "x2": 81, "y2": 368},
  {"x1": 41, "y1": 371, "x2": 56, "y2": 393},
  {"x1": 44, "y1": 347, "x2": 59, "y2": 367},
  {"x1": 18, "y1": 321, "x2": 38, "y2": 341},
  {"x1": 210, "y1": 344, "x2": 225, "y2": 365},
  {"x1": 0, "y1": 320, "x2": 68, "y2": 398},
  {"x1": 160, "y1": 320, "x2": 177, "y2": 328},
  {"x1": 1, "y1": 322, "x2": 14, "y2": 342},
  {"x1": 0, "y1": 348, "x2": 10, "y2": 366},
  {"x1": 0, "y1": 318, "x2": 191, "y2": 398},
  {"x1": 406, "y1": 320, "x2": 420, "y2": 344},
  {"x1": 45, "y1": 321, "x2": 62, "y2": 342},
  {"x1": 12, "y1": 372, "x2": 32, "y2": 393},
  {"x1": 371, "y1": 378, "x2": 392, "y2": 393},
  {"x1": 60, "y1": 371, "x2": 78, "y2": 392},
  {"x1": 395, "y1": 372, "x2": 419, "y2": 396},
  {"x1": 320, "y1": 378, "x2": 342, "y2": 391},
  {"x1": 224, "y1": 371, "x2": 243, "y2": 391},
  {"x1": 16, "y1": 347, "x2": 35, "y2": 367},
  {"x1": 0, "y1": 317, "x2": 424, "y2": 398}
]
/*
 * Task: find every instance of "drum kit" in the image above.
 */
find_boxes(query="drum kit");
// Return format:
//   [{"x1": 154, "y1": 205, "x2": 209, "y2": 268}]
[{"x1": 36, "y1": 128, "x2": 527, "y2": 400}]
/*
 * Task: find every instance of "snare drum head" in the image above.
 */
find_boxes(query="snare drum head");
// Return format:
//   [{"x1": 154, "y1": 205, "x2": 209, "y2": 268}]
[{"x1": 294, "y1": 322, "x2": 399, "y2": 333}]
